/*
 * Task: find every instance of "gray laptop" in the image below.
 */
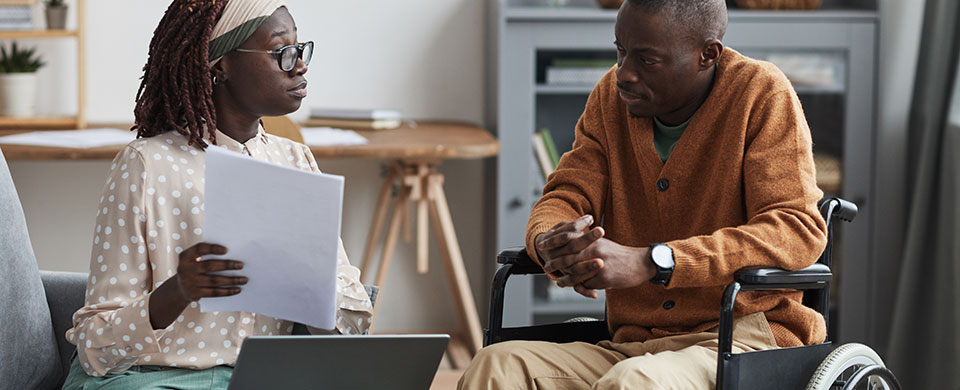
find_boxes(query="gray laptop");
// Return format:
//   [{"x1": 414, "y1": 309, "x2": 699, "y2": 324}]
[{"x1": 227, "y1": 334, "x2": 450, "y2": 390}]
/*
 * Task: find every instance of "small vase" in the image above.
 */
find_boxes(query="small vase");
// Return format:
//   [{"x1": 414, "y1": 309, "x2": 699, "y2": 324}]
[
  {"x1": 0, "y1": 73, "x2": 38, "y2": 117},
  {"x1": 45, "y1": 5, "x2": 68, "y2": 30}
]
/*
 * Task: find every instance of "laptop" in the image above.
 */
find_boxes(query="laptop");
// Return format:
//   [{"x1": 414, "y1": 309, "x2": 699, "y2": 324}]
[{"x1": 227, "y1": 334, "x2": 450, "y2": 390}]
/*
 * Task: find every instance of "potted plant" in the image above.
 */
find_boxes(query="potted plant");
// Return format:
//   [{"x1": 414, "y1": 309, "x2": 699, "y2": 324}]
[
  {"x1": 0, "y1": 42, "x2": 45, "y2": 117},
  {"x1": 44, "y1": 0, "x2": 68, "y2": 30}
]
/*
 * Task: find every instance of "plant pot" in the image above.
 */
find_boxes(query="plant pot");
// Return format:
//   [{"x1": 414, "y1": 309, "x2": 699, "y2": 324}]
[
  {"x1": 45, "y1": 5, "x2": 68, "y2": 30},
  {"x1": 0, "y1": 73, "x2": 38, "y2": 117}
]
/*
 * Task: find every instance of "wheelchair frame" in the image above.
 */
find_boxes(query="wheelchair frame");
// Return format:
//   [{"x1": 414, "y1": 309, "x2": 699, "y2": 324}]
[{"x1": 484, "y1": 197, "x2": 898, "y2": 389}]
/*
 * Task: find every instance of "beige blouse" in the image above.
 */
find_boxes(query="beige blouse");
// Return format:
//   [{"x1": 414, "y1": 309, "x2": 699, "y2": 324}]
[{"x1": 66, "y1": 127, "x2": 374, "y2": 376}]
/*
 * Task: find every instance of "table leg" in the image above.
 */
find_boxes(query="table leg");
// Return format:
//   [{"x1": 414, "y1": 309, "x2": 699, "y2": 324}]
[
  {"x1": 360, "y1": 165, "x2": 397, "y2": 283},
  {"x1": 374, "y1": 185, "x2": 410, "y2": 290},
  {"x1": 427, "y1": 173, "x2": 484, "y2": 355}
]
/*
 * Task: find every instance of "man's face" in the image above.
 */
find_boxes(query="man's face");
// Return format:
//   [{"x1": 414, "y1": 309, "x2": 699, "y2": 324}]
[{"x1": 614, "y1": 4, "x2": 707, "y2": 119}]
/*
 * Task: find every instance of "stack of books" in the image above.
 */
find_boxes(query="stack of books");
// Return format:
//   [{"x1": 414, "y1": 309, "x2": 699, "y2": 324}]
[
  {"x1": 307, "y1": 108, "x2": 403, "y2": 130},
  {"x1": 532, "y1": 128, "x2": 560, "y2": 180},
  {"x1": 0, "y1": 0, "x2": 33, "y2": 30},
  {"x1": 545, "y1": 58, "x2": 617, "y2": 85}
]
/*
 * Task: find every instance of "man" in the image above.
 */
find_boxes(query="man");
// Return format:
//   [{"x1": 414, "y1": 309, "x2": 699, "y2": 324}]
[{"x1": 459, "y1": 0, "x2": 827, "y2": 388}]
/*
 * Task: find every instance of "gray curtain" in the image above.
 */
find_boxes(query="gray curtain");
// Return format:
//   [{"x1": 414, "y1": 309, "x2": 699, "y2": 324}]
[{"x1": 886, "y1": 0, "x2": 960, "y2": 388}]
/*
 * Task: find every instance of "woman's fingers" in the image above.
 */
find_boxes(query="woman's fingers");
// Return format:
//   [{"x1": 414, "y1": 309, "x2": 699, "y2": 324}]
[
  {"x1": 196, "y1": 287, "x2": 243, "y2": 298},
  {"x1": 180, "y1": 242, "x2": 228, "y2": 261},
  {"x1": 197, "y1": 274, "x2": 248, "y2": 288},
  {"x1": 196, "y1": 259, "x2": 244, "y2": 273}
]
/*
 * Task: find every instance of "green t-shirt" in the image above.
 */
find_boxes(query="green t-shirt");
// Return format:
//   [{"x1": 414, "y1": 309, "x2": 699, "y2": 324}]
[{"x1": 653, "y1": 116, "x2": 693, "y2": 162}]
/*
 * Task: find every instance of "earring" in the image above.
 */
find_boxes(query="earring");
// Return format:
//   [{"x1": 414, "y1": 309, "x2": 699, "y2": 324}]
[{"x1": 212, "y1": 75, "x2": 219, "y2": 86}]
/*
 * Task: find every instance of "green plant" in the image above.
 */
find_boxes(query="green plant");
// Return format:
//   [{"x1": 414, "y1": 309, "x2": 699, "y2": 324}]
[
  {"x1": 45, "y1": 0, "x2": 66, "y2": 7},
  {"x1": 0, "y1": 42, "x2": 45, "y2": 73}
]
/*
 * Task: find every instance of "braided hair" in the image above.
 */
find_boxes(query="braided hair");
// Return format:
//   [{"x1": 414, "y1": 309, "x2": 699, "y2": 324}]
[{"x1": 132, "y1": 0, "x2": 228, "y2": 149}]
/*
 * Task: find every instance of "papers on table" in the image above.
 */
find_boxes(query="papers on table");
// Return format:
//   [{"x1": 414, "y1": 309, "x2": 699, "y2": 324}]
[
  {"x1": 300, "y1": 127, "x2": 368, "y2": 146},
  {"x1": 0, "y1": 128, "x2": 136, "y2": 148},
  {"x1": 199, "y1": 146, "x2": 344, "y2": 330}
]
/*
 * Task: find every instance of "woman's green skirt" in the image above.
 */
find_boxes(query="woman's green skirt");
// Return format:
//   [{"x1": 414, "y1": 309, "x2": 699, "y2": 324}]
[{"x1": 61, "y1": 355, "x2": 233, "y2": 390}]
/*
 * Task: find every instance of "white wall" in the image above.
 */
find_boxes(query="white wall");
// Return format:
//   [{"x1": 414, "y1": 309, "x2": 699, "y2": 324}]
[{"x1": 7, "y1": 0, "x2": 489, "y2": 333}]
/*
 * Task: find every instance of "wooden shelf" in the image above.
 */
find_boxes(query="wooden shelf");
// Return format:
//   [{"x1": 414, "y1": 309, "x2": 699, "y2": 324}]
[
  {"x1": 0, "y1": 29, "x2": 78, "y2": 39},
  {"x1": 0, "y1": 116, "x2": 80, "y2": 129}
]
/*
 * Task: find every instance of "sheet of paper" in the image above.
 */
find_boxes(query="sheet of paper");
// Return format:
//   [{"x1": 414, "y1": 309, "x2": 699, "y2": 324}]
[
  {"x1": 0, "y1": 128, "x2": 136, "y2": 148},
  {"x1": 300, "y1": 127, "x2": 368, "y2": 146},
  {"x1": 199, "y1": 146, "x2": 343, "y2": 330}
]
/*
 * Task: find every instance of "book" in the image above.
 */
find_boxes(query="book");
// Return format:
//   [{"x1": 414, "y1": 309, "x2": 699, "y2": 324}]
[
  {"x1": 532, "y1": 133, "x2": 554, "y2": 180},
  {"x1": 546, "y1": 58, "x2": 617, "y2": 85},
  {"x1": 309, "y1": 107, "x2": 402, "y2": 121},
  {"x1": 304, "y1": 117, "x2": 402, "y2": 130},
  {"x1": 538, "y1": 128, "x2": 560, "y2": 168}
]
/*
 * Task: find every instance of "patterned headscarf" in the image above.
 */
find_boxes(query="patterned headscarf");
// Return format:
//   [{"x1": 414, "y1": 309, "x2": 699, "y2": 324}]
[{"x1": 208, "y1": 0, "x2": 287, "y2": 64}]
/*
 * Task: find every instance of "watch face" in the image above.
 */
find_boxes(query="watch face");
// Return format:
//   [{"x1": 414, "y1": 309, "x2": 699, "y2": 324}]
[{"x1": 652, "y1": 245, "x2": 674, "y2": 268}]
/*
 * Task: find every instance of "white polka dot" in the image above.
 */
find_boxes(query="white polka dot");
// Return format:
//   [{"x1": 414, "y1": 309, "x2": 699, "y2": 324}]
[
  {"x1": 210, "y1": 352, "x2": 218, "y2": 357},
  {"x1": 242, "y1": 317, "x2": 251, "y2": 325},
  {"x1": 147, "y1": 188, "x2": 156, "y2": 195},
  {"x1": 91, "y1": 275, "x2": 97, "y2": 284},
  {"x1": 108, "y1": 195, "x2": 115, "y2": 202},
  {"x1": 187, "y1": 321, "x2": 195, "y2": 328},
  {"x1": 187, "y1": 169, "x2": 195, "y2": 175},
  {"x1": 118, "y1": 218, "x2": 125, "y2": 227},
  {"x1": 156, "y1": 220, "x2": 165, "y2": 228},
  {"x1": 149, "y1": 230, "x2": 158, "y2": 238},
  {"x1": 86, "y1": 340, "x2": 92, "y2": 348},
  {"x1": 102, "y1": 207, "x2": 108, "y2": 214},
  {"x1": 103, "y1": 242, "x2": 111, "y2": 250},
  {"x1": 157, "y1": 196, "x2": 166, "y2": 205},
  {"x1": 118, "y1": 203, "x2": 126, "y2": 211},
  {"x1": 176, "y1": 338, "x2": 184, "y2": 345},
  {"x1": 239, "y1": 329, "x2": 246, "y2": 337},
  {"x1": 98, "y1": 296, "x2": 106, "y2": 303},
  {"x1": 166, "y1": 156, "x2": 174, "y2": 162},
  {"x1": 138, "y1": 246, "x2": 146, "y2": 254},
  {"x1": 175, "y1": 246, "x2": 183, "y2": 254},
  {"x1": 121, "y1": 172, "x2": 129, "y2": 180},
  {"x1": 100, "y1": 264, "x2": 108, "y2": 272},
  {"x1": 198, "y1": 341, "x2": 205, "y2": 349},
  {"x1": 210, "y1": 322, "x2": 216, "y2": 328},
  {"x1": 163, "y1": 347, "x2": 170, "y2": 353},
  {"x1": 180, "y1": 222, "x2": 188, "y2": 230},
  {"x1": 191, "y1": 196, "x2": 200, "y2": 204},
  {"x1": 139, "y1": 309, "x2": 146, "y2": 317},
  {"x1": 191, "y1": 207, "x2": 200, "y2": 215},
  {"x1": 149, "y1": 243, "x2": 157, "y2": 251},
  {"x1": 119, "y1": 263, "x2": 128, "y2": 271},
  {"x1": 94, "y1": 236, "x2": 100, "y2": 245},
  {"x1": 153, "y1": 153, "x2": 161, "y2": 160},
  {"x1": 227, "y1": 316, "x2": 235, "y2": 323},
  {"x1": 190, "y1": 301, "x2": 198, "y2": 308},
  {"x1": 130, "y1": 184, "x2": 137, "y2": 192},
  {"x1": 129, "y1": 290, "x2": 137, "y2": 298},
  {"x1": 189, "y1": 356, "x2": 197, "y2": 362},
  {"x1": 172, "y1": 208, "x2": 181, "y2": 216},
  {"x1": 145, "y1": 336, "x2": 153, "y2": 343},
  {"x1": 194, "y1": 327, "x2": 203, "y2": 333},
  {"x1": 135, "y1": 343, "x2": 143, "y2": 351},
  {"x1": 79, "y1": 332, "x2": 85, "y2": 340},
  {"x1": 223, "y1": 340, "x2": 231, "y2": 348},
  {"x1": 186, "y1": 182, "x2": 194, "y2": 189},
  {"x1": 177, "y1": 348, "x2": 185, "y2": 355},
  {"x1": 144, "y1": 355, "x2": 151, "y2": 362},
  {"x1": 172, "y1": 233, "x2": 181, "y2": 240},
  {"x1": 165, "y1": 338, "x2": 173, "y2": 344},
  {"x1": 109, "y1": 277, "x2": 117, "y2": 285},
  {"x1": 121, "y1": 245, "x2": 129, "y2": 254},
  {"x1": 133, "y1": 206, "x2": 140, "y2": 214},
  {"x1": 104, "y1": 226, "x2": 112, "y2": 235},
  {"x1": 220, "y1": 328, "x2": 228, "y2": 335},
  {"x1": 262, "y1": 325, "x2": 268, "y2": 332},
  {"x1": 130, "y1": 278, "x2": 139, "y2": 285},
  {"x1": 129, "y1": 323, "x2": 136, "y2": 331},
  {"x1": 216, "y1": 358, "x2": 224, "y2": 365}
]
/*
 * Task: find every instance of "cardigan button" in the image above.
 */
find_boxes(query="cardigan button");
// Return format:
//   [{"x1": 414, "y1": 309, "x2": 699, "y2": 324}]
[
  {"x1": 656, "y1": 178, "x2": 670, "y2": 192},
  {"x1": 663, "y1": 300, "x2": 675, "y2": 310}
]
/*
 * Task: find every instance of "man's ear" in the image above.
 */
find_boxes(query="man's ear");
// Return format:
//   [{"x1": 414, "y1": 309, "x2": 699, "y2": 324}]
[{"x1": 699, "y1": 39, "x2": 724, "y2": 70}]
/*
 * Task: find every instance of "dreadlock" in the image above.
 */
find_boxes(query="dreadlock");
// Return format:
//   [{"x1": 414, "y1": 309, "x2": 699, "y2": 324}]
[{"x1": 132, "y1": 0, "x2": 228, "y2": 149}]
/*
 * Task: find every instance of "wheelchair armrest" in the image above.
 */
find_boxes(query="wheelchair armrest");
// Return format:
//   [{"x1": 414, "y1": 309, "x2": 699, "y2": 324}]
[
  {"x1": 734, "y1": 264, "x2": 832, "y2": 288},
  {"x1": 496, "y1": 248, "x2": 545, "y2": 275}
]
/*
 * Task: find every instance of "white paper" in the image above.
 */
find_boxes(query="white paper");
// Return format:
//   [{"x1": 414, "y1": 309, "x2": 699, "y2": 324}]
[
  {"x1": 0, "y1": 128, "x2": 136, "y2": 148},
  {"x1": 199, "y1": 146, "x2": 343, "y2": 330},
  {"x1": 300, "y1": 127, "x2": 368, "y2": 146}
]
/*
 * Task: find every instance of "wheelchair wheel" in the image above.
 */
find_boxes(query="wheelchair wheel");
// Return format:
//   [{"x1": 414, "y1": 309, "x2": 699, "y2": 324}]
[{"x1": 805, "y1": 343, "x2": 901, "y2": 390}]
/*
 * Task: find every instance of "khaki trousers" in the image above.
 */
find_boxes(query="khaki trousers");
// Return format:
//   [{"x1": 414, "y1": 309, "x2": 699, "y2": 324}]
[{"x1": 458, "y1": 313, "x2": 779, "y2": 390}]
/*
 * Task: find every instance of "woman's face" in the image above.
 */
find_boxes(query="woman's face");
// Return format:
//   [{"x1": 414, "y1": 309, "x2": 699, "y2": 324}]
[{"x1": 218, "y1": 7, "x2": 307, "y2": 117}]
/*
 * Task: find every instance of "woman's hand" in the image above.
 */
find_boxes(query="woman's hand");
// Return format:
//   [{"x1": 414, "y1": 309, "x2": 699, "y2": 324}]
[{"x1": 149, "y1": 243, "x2": 246, "y2": 329}]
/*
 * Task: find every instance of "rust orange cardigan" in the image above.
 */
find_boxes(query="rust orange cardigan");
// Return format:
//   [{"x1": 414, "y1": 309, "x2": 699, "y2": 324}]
[{"x1": 526, "y1": 49, "x2": 828, "y2": 347}]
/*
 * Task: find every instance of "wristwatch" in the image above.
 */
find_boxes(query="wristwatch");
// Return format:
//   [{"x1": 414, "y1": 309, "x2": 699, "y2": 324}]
[{"x1": 649, "y1": 243, "x2": 675, "y2": 285}]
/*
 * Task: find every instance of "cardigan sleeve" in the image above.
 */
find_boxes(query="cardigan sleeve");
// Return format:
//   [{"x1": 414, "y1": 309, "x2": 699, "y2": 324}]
[
  {"x1": 665, "y1": 89, "x2": 828, "y2": 289},
  {"x1": 526, "y1": 86, "x2": 610, "y2": 268}
]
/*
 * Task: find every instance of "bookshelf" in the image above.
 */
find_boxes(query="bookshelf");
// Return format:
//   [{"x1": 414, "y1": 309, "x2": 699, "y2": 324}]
[
  {"x1": 0, "y1": 0, "x2": 86, "y2": 129},
  {"x1": 488, "y1": 0, "x2": 879, "y2": 344}
]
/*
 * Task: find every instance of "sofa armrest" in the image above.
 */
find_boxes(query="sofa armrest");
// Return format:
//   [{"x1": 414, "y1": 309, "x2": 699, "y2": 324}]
[{"x1": 39, "y1": 270, "x2": 87, "y2": 382}]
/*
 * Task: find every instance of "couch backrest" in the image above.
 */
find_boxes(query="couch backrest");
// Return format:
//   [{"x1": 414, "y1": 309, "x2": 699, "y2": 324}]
[{"x1": 0, "y1": 148, "x2": 62, "y2": 389}]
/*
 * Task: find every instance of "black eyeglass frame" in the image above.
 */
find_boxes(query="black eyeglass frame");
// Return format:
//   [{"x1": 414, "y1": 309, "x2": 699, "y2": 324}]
[{"x1": 235, "y1": 41, "x2": 314, "y2": 72}]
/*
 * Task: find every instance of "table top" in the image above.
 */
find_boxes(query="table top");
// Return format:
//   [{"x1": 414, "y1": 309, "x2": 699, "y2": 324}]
[{"x1": 0, "y1": 121, "x2": 500, "y2": 161}]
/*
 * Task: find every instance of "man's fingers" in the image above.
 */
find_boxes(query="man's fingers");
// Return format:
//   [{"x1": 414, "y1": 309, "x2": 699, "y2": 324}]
[
  {"x1": 538, "y1": 215, "x2": 595, "y2": 251},
  {"x1": 555, "y1": 259, "x2": 603, "y2": 287},
  {"x1": 547, "y1": 227, "x2": 604, "y2": 261},
  {"x1": 574, "y1": 284, "x2": 598, "y2": 299}
]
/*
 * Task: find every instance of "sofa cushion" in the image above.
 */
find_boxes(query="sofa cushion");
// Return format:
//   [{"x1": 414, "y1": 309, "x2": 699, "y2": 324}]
[{"x1": 0, "y1": 148, "x2": 61, "y2": 389}]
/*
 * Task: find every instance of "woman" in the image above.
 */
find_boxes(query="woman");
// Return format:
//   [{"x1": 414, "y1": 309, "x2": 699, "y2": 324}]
[{"x1": 62, "y1": 1, "x2": 373, "y2": 388}]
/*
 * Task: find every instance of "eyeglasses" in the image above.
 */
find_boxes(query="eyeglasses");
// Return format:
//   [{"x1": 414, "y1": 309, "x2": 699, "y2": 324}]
[{"x1": 235, "y1": 41, "x2": 314, "y2": 72}]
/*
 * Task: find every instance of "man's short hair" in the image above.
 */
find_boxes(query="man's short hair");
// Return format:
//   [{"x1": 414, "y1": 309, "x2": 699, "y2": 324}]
[{"x1": 626, "y1": 0, "x2": 728, "y2": 46}]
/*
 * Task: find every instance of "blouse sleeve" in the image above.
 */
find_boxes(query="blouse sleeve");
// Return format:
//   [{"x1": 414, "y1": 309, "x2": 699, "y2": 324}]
[
  {"x1": 65, "y1": 146, "x2": 163, "y2": 376},
  {"x1": 300, "y1": 145, "x2": 374, "y2": 335}
]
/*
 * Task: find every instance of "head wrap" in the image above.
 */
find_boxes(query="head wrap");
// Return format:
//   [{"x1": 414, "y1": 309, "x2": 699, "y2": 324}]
[{"x1": 208, "y1": 0, "x2": 287, "y2": 64}]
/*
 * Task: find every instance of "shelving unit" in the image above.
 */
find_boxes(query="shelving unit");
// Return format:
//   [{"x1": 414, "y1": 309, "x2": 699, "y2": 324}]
[
  {"x1": 488, "y1": 0, "x2": 879, "y2": 344},
  {"x1": 0, "y1": 0, "x2": 86, "y2": 129}
]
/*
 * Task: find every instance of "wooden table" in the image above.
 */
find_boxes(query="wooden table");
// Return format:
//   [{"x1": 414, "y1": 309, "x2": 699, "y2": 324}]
[{"x1": 1, "y1": 121, "x2": 499, "y2": 364}]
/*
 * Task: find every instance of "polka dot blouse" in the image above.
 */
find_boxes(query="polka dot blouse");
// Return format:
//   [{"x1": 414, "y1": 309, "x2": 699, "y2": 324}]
[{"x1": 66, "y1": 127, "x2": 374, "y2": 376}]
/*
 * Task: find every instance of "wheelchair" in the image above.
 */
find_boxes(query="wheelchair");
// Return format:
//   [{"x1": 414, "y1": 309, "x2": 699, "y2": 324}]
[{"x1": 485, "y1": 198, "x2": 901, "y2": 390}]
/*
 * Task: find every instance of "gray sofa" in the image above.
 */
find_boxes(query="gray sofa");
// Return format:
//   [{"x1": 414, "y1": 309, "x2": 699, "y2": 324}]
[{"x1": 0, "y1": 148, "x2": 377, "y2": 389}]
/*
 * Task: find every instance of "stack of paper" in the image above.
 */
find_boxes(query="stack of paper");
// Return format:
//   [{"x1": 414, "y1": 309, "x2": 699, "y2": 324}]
[
  {"x1": 0, "y1": 128, "x2": 136, "y2": 148},
  {"x1": 300, "y1": 127, "x2": 368, "y2": 147}
]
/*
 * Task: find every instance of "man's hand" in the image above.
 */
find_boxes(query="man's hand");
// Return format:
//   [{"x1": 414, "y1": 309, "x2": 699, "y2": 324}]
[
  {"x1": 549, "y1": 235, "x2": 655, "y2": 295},
  {"x1": 534, "y1": 215, "x2": 604, "y2": 276}
]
